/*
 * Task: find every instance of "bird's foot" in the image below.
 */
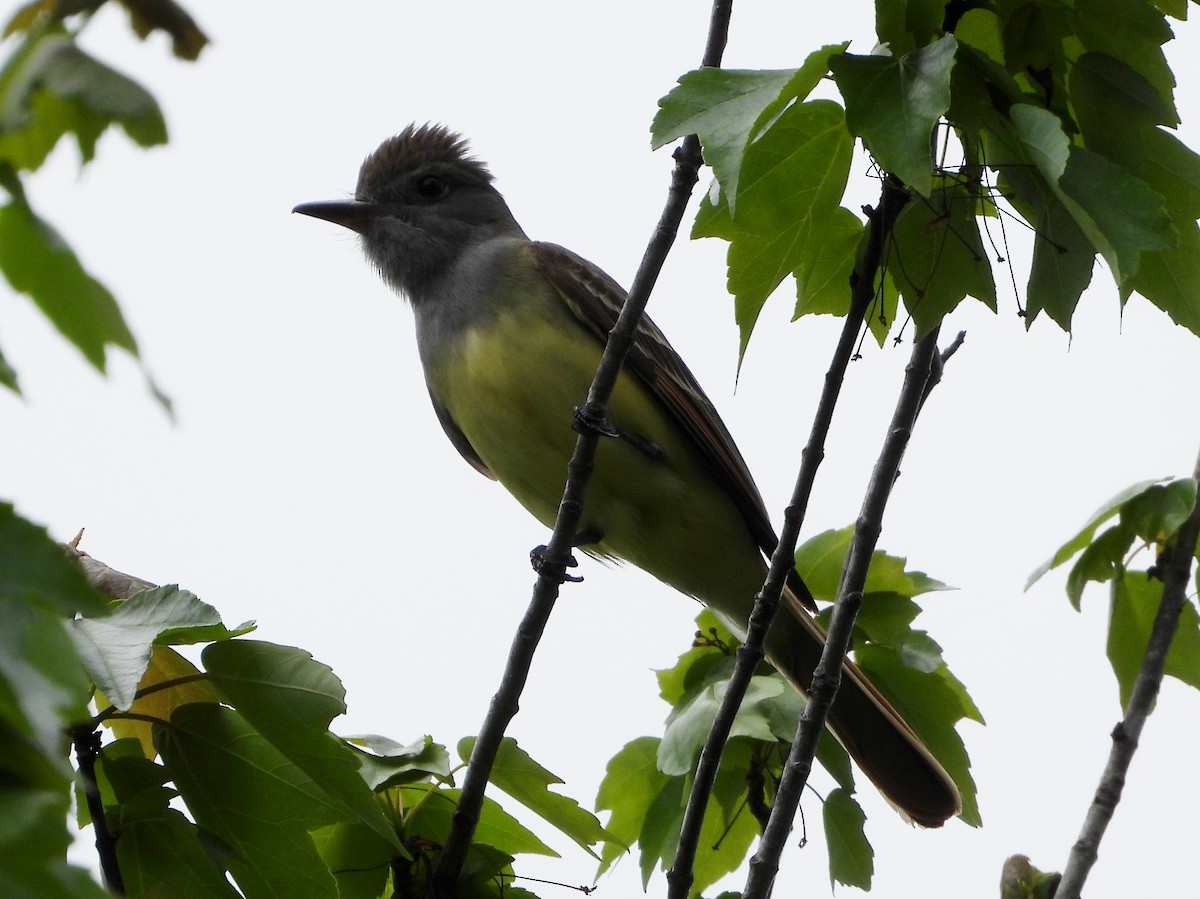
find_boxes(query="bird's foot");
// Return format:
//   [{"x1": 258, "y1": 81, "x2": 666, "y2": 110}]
[
  {"x1": 572, "y1": 403, "x2": 619, "y2": 439},
  {"x1": 573, "y1": 404, "x2": 664, "y2": 461},
  {"x1": 529, "y1": 545, "x2": 584, "y2": 583}
]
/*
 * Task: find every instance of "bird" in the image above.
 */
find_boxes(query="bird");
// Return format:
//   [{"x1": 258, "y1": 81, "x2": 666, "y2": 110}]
[{"x1": 293, "y1": 123, "x2": 961, "y2": 827}]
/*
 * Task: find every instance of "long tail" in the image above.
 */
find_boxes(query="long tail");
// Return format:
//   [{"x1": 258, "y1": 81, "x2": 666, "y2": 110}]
[{"x1": 759, "y1": 587, "x2": 961, "y2": 827}]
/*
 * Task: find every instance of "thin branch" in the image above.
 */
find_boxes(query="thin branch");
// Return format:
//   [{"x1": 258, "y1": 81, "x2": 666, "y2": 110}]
[
  {"x1": 1056, "y1": 447, "x2": 1200, "y2": 898},
  {"x1": 430, "y1": 4, "x2": 733, "y2": 893},
  {"x1": 666, "y1": 174, "x2": 911, "y2": 899},
  {"x1": 744, "y1": 322, "x2": 944, "y2": 899},
  {"x1": 71, "y1": 726, "x2": 124, "y2": 895}
]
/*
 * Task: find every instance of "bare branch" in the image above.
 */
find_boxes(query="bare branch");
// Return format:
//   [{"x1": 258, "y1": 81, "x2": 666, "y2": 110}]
[
  {"x1": 744, "y1": 322, "x2": 945, "y2": 898},
  {"x1": 1056, "y1": 447, "x2": 1200, "y2": 898},
  {"x1": 430, "y1": 4, "x2": 733, "y2": 893},
  {"x1": 667, "y1": 174, "x2": 911, "y2": 899}
]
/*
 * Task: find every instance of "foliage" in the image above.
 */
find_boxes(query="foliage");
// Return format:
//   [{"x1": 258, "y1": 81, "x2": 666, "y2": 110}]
[
  {"x1": 0, "y1": 511, "x2": 617, "y2": 898},
  {"x1": 596, "y1": 533, "x2": 979, "y2": 894},
  {"x1": 1029, "y1": 476, "x2": 1200, "y2": 709},
  {"x1": 654, "y1": 0, "x2": 1200, "y2": 355},
  {"x1": 0, "y1": 2, "x2": 195, "y2": 398},
  {"x1": 5, "y1": 0, "x2": 1200, "y2": 897}
]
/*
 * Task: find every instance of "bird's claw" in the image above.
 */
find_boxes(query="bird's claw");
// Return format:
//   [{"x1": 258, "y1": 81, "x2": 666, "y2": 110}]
[{"x1": 529, "y1": 545, "x2": 584, "y2": 583}]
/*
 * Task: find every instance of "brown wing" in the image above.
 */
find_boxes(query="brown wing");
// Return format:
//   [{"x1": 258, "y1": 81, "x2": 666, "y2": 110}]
[{"x1": 530, "y1": 241, "x2": 815, "y2": 609}]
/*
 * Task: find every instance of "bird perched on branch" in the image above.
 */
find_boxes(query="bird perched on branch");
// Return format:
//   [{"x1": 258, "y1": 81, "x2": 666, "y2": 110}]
[{"x1": 294, "y1": 123, "x2": 960, "y2": 827}]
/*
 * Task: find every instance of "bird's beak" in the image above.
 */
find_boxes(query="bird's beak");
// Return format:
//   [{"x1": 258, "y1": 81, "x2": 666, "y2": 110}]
[{"x1": 292, "y1": 200, "x2": 381, "y2": 234}]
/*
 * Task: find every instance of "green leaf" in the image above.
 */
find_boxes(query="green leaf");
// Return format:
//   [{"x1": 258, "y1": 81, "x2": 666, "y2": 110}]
[
  {"x1": 791, "y1": 205, "x2": 864, "y2": 320},
  {"x1": 457, "y1": 737, "x2": 615, "y2": 858},
  {"x1": 1119, "y1": 479, "x2": 1198, "y2": 544},
  {"x1": 823, "y1": 788, "x2": 873, "y2": 890},
  {"x1": 886, "y1": 176, "x2": 998, "y2": 335},
  {"x1": 1070, "y1": 53, "x2": 1170, "y2": 169},
  {"x1": 1138, "y1": 128, "x2": 1200, "y2": 220},
  {"x1": 715, "y1": 100, "x2": 854, "y2": 356},
  {"x1": 1008, "y1": 104, "x2": 1070, "y2": 185},
  {"x1": 0, "y1": 790, "x2": 110, "y2": 899},
  {"x1": 1027, "y1": 478, "x2": 1171, "y2": 587},
  {"x1": 0, "y1": 201, "x2": 137, "y2": 372},
  {"x1": 398, "y1": 784, "x2": 555, "y2": 858},
  {"x1": 652, "y1": 44, "x2": 848, "y2": 214},
  {"x1": 101, "y1": 646, "x2": 223, "y2": 760},
  {"x1": 110, "y1": 768, "x2": 243, "y2": 899},
  {"x1": 1128, "y1": 213, "x2": 1200, "y2": 336},
  {"x1": 1057, "y1": 145, "x2": 1175, "y2": 285},
  {"x1": 119, "y1": 0, "x2": 211, "y2": 62},
  {"x1": 1072, "y1": 0, "x2": 1178, "y2": 126},
  {"x1": 594, "y1": 737, "x2": 671, "y2": 877},
  {"x1": 0, "y1": 342, "x2": 18, "y2": 393},
  {"x1": 0, "y1": 596, "x2": 93, "y2": 788},
  {"x1": 311, "y1": 820, "x2": 394, "y2": 899},
  {"x1": 0, "y1": 504, "x2": 107, "y2": 616},
  {"x1": 1108, "y1": 573, "x2": 1200, "y2": 708},
  {"x1": 657, "y1": 675, "x2": 782, "y2": 776},
  {"x1": 875, "y1": 0, "x2": 946, "y2": 56},
  {"x1": 68, "y1": 586, "x2": 220, "y2": 711},
  {"x1": 1025, "y1": 197, "x2": 1096, "y2": 329},
  {"x1": 203, "y1": 640, "x2": 403, "y2": 851},
  {"x1": 118, "y1": 809, "x2": 243, "y2": 899},
  {"x1": 1001, "y1": 2, "x2": 1070, "y2": 73},
  {"x1": 691, "y1": 740, "x2": 761, "y2": 894},
  {"x1": 1066, "y1": 525, "x2": 1136, "y2": 610},
  {"x1": 1001, "y1": 855, "x2": 1063, "y2": 899},
  {"x1": 0, "y1": 31, "x2": 167, "y2": 171},
  {"x1": 636, "y1": 776, "x2": 686, "y2": 887},
  {"x1": 156, "y1": 703, "x2": 345, "y2": 899},
  {"x1": 797, "y1": 527, "x2": 953, "y2": 603},
  {"x1": 830, "y1": 35, "x2": 958, "y2": 195},
  {"x1": 349, "y1": 734, "x2": 453, "y2": 791}
]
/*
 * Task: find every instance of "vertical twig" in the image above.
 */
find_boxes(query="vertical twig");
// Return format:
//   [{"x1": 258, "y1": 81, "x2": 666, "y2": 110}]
[
  {"x1": 431, "y1": 4, "x2": 733, "y2": 894},
  {"x1": 72, "y1": 726, "x2": 124, "y2": 895},
  {"x1": 743, "y1": 322, "x2": 943, "y2": 899},
  {"x1": 666, "y1": 176, "x2": 910, "y2": 899},
  {"x1": 1056, "y1": 447, "x2": 1200, "y2": 898}
]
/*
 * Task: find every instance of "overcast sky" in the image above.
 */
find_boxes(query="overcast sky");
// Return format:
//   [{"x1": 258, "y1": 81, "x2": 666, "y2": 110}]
[{"x1": 5, "y1": 2, "x2": 1200, "y2": 896}]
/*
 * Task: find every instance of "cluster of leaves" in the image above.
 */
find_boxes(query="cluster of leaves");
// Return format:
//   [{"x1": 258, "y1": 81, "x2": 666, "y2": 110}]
[
  {"x1": 595, "y1": 529, "x2": 981, "y2": 895},
  {"x1": 653, "y1": 0, "x2": 1200, "y2": 356},
  {"x1": 1029, "y1": 476, "x2": 1200, "y2": 708},
  {"x1": 1, "y1": 503, "x2": 621, "y2": 898},
  {"x1": 0, "y1": 0, "x2": 206, "y2": 397}
]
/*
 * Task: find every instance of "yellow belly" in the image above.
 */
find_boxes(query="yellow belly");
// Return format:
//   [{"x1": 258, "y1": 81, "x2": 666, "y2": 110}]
[{"x1": 426, "y1": 299, "x2": 765, "y2": 611}]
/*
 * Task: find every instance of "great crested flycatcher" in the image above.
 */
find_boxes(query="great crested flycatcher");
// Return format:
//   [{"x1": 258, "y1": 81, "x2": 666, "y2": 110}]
[{"x1": 294, "y1": 123, "x2": 961, "y2": 827}]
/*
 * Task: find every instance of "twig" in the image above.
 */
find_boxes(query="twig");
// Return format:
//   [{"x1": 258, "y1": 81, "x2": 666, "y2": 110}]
[
  {"x1": 743, "y1": 323, "x2": 944, "y2": 898},
  {"x1": 71, "y1": 726, "x2": 124, "y2": 894},
  {"x1": 430, "y1": 4, "x2": 733, "y2": 893},
  {"x1": 1056, "y1": 447, "x2": 1200, "y2": 898},
  {"x1": 666, "y1": 174, "x2": 911, "y2": 899}
]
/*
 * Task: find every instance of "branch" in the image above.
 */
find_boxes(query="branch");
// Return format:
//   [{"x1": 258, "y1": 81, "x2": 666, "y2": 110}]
[
  {"x1": 71, "y1": 726, "x2": 124, "y2": 894},
  {"x1": 1056, "y1": 447, "x2": 1200, "y2": 898},
  {"x1": 666, "y1": 174, "x2": 911, "y2": 899},
  {"x1": 744, "y1": 322, "x2": 944, "y2": 899},
  {"x1": 430, "y1": 4, "x2": 733, "y2": 893}
]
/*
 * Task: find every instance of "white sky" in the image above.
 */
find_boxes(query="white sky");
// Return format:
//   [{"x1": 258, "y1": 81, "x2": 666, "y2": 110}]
[{"x1": 5, "y1": 1, "x2": 1200, "y2": 896}]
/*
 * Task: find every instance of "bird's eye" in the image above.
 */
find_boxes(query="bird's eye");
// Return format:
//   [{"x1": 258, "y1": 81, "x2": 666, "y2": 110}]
[{"x1": 415, "y1": 176, "x2": 449, "y2": 200}]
